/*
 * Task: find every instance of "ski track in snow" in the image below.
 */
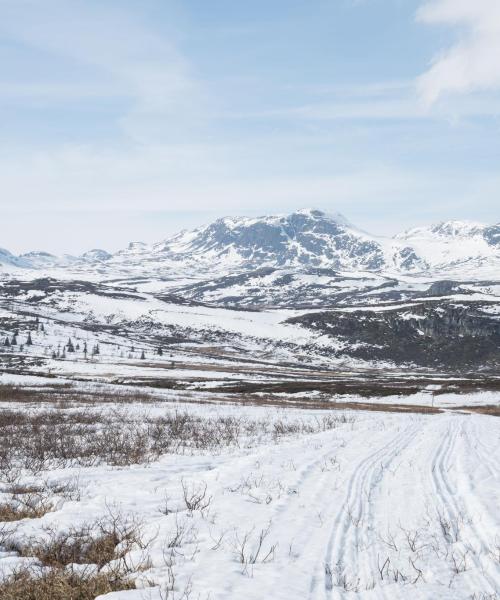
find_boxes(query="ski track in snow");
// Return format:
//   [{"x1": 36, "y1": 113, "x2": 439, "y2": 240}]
[
  {"x1": 177, "y1": 413, "x2": 498, "y2": 600},
  {"x1": 0, "y1": 406, "x2": 498, "y2": 600},
  {"x1": 317, "y1": 423, "x2": 420, "y2": 600}
]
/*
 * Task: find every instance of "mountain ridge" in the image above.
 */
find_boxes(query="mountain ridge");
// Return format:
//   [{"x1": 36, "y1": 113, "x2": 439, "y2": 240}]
[{"x1": 1, "y1": 209, "x2": 499, "y2": 277}]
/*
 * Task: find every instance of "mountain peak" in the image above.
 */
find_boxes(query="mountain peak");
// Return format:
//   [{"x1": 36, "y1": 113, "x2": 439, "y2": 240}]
[
  {"x1": 81, "y1": 249, "x2": 112, "y2": 262},
  {"x1": 397, "y1": 220, "x2": 485, "y2": 240},
  {"x1": 292, "y1": 208, "x2": 354, "y2": 228}
]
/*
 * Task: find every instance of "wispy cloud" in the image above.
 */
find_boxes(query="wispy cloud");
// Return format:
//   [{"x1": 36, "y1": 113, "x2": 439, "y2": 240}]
[
  {"x1": 0, "y1": 0, "x2": 199, "y2": 141},
  {"x1": 417, "y1": 0, "x2": 500, "y2": 106},
  {"x1": 228, "y1": 80, "x2": 499, "y2": 122}
]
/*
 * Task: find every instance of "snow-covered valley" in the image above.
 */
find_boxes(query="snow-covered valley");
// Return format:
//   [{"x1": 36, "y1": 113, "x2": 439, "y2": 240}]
[{"x1": 0, "y1": 209, "x2": 499, "y2": 599}]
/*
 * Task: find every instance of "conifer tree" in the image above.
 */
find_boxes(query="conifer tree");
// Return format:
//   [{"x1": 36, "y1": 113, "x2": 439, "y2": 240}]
[
  {"x1": 4, "y1": 337, "x2": 10, "y2": 347},
  {"x1": 26, "y1": 332, "x2": 33, "y2": 346},
  {"x1": 140, "y1": 350, "x2": 145, "y2": 360}
]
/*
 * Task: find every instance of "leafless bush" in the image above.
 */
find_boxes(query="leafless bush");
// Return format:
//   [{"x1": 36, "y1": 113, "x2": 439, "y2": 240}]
[
  {"x1": 164, "y1": 515, "x2": 198, "y2": 551},
  {"x1": 437, "y1": 510, "x2": 466, "y2": 544},
  {"x1": 232, "y1": 523, "x2": 277, "y2": 574},
  {"x1": 181, "y1": 480, "x2": 212, "y2": 515},
  {"x1": 325, "y1": 562, "x2": 360, "y2": 592},
  {"x1": 0, "y1": 476, "x2": 81, "y2": 523},
  {"x1": 3, "y1": 512, "x2": 148, "y2": 572},
  {"x1": 0, "y1": 407, "x2": 354, "y2": 472},
  {"x1": 450, "y1": 549, "x2": 470, "y2": 574},
  {"x1": 378, "y1": 529, "x2": 398, "y2": 552},
  {"x1": 159, "y1": 568, "x2": 193, "y2": 600},
  {"x1": 399, "y1": 526, "x2": 423, "y2": 553},
  {"x1": 0, "y1": 490, "x2": 54, "y2": 522}
]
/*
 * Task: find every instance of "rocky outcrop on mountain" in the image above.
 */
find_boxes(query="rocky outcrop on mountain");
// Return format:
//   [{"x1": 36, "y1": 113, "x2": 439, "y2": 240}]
[
  {"x1": 95, "y1": 210, "x2": 500, "y2": 275},
  {"x1": 484, "y1": 224, "x2": 500, "y2": 247},
  {"x1": 0, "y1": 248, "x2": 30, "y2": 268},
  {"x1": 80, "y1": 249, "x2": 112, "y2": 262},
  {"x1": 152, "y1": 209, "x2": 390, "y2": 271},
  {"x1": 287, "y1": 301, "x2": 500, "y2": 369}
]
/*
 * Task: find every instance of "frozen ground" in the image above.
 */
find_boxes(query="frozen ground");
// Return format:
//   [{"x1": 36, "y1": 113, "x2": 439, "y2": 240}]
[{"x1": 0, "y1": 392, "x2": 498, "y2": 600}]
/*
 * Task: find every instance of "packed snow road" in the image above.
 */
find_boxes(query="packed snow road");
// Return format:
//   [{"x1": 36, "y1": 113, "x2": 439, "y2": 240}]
[{"x1": 0, "y1": 403, "x2": 498, "y2": 600}]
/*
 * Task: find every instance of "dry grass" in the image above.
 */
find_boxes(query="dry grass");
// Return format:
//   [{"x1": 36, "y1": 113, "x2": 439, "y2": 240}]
[
  {"x1": 0, "y1": 515, "x2": 148, "y2": 599},
  {"x1": 456, "y1": 405, "x2": 500, "y2": 417},
  {"x1": 0, "y1": 494, "x2": 53, "y2": 522},
  {"x1": 0, "y1": 567, "x2": 135, "y2": 600},
  {"x1": 4, "y1": 513, "x2": 146, "y2": 568}
]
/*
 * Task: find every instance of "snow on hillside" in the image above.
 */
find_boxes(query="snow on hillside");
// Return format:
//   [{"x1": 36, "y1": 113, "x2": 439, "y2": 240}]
[
  {"x1": 0, "y1": 388, "x2": 497, "y2": 600},
  {"x1": 396, "y1": 220, "x2": 500, "y2": 270},
  {"x1": 3, "y1": 210, "x2": 499, "y2": 278}
]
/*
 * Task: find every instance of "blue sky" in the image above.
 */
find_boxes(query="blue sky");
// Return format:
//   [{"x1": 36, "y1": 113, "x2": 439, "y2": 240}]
[{"x1": 1, "y1": 0, "x2": 499, "y2": 253}]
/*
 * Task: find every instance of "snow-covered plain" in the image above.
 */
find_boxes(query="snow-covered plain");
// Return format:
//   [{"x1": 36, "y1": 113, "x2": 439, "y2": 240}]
[{"x1": 0, "y1": 393, "x2": 498, "y2": 600}]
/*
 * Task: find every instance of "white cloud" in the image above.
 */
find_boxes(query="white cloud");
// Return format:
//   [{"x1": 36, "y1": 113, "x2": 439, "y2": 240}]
[{"x1": 417, "y1": 0, "x2": 500, "y2": 106}]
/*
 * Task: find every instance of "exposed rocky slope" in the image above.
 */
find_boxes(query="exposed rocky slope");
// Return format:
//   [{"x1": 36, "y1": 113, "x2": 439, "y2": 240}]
[
  {"x1": 287, "y1": 301, "x2": 500, "y2": 369},
  {"x1": 1, "y1": 209, "x2": 499, "y2": 276}
]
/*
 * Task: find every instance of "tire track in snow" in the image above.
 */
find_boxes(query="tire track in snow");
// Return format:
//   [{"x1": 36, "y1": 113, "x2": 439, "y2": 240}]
[
  {"x1": 212, "y1": 431, "x2": 350, "y2": 600},
  {"x1": 430, "y1": 418, "x2": 500, "y2": 593},
  {"x1": 312, "y1": 421, "x2": 420, "y2": 600}
]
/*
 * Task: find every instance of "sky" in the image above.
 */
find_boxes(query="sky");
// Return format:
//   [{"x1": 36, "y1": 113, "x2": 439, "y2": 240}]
[{"x1": 0, "y1": 0, "x2": 499, "y2": 254}]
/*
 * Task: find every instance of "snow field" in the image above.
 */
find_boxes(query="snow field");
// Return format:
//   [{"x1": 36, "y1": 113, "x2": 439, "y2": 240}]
[{"x1": 0, "y1": 399, "x2": 498, "y2": 600}]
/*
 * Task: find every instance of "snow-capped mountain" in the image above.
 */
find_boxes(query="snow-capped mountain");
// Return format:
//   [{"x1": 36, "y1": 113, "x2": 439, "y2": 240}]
[
  {"x1": 148, "y1": 208, "x2": 394, "y2": 270},
  {"x1": 80, "y1": 249, "x2": 112, "y2": 263},
  {"x1": 105, "y1": 209, "x2": 499, "y2": 276},
  {"x1": 0, "y1": 247, "x2": 31, "y2": 268},
  {"x1": 1, "y1": 209, "x2": 499, "y2": 277},
  {"x1": 396, "y1": 220, "x2": 500, "y2": 274},
  {"x1": 105, "y1": 208, "x2": 427, "y2": 274}
]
